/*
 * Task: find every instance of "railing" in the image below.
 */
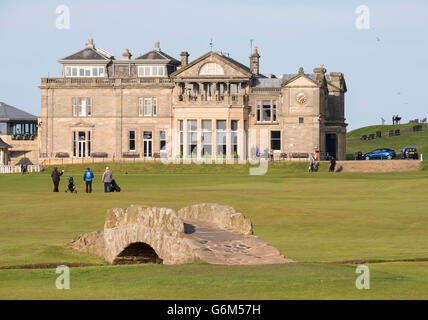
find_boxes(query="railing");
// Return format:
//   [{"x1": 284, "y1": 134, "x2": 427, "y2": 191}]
[
  {"x1": 42, "y1": 77, "x2": 173, "y2": 87},
  {"x1": 176, "y1": 94, "x2": 247, "y2": 105},
  {"x1": 12, "y1": 134, "x2": 36, "y2": 140},
  {"x1": 0, "y1": 165, "x2": 42, "y2": 174},
  {"x1": 251, "y1": 87, "x2": 281, "y2": 92}
]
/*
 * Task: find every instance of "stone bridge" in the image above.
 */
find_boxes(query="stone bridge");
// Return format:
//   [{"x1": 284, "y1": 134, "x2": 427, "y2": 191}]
[{"x1": 68, "y1": 203, "x2": 292, "y2": 265}]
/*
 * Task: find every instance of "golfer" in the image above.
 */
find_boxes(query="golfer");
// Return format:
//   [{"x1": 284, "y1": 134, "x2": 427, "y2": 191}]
[
  {"x1": 102, "y1": 167, "x2": 113, "y2": 193},
  {"x1": 83, "y1": 167, "x2": 94, "y2": 193},
  {"x1": 51, "y1": 166, "x2": 64, "y2": 192}
]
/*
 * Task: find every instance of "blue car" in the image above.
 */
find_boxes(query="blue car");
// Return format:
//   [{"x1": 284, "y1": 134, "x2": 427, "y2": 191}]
[{"x1": 363, "y1": 148, "x2": 396, "y2": 160}]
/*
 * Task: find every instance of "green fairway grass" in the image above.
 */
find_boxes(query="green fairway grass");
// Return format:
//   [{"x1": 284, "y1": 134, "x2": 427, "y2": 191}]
[{"x1": 0, "y1": 163, "x2": 427, "y2": 299}]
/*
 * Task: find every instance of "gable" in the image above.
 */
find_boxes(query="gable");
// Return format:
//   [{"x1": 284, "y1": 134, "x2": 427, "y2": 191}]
[
  {"x1": 61, "y1": 48, "x2": 110, "y2": 61},
  {"x1": 135, "y1": 50, "x2": 180, "y2": 65},
  {"x1": 172, "y1": 52, "x2": 252, "y2": 79},
  {"x1": 282, "y1": 74, "x2": 320, "y2": 88}
]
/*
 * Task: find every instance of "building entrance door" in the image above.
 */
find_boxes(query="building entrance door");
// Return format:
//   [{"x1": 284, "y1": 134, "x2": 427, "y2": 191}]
[
  {"x1": 78, "y1": 131, "x2": 86, "y2": 158},
  {"x1": 143, "y1": 131, "x2": 152, "y2": 157},
  {"x1": 325, "y1": 133, "x2": 337, "y2": 159}
]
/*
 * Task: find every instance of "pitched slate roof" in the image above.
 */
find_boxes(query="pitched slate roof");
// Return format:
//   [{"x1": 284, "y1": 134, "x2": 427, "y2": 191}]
[
  {"x1": 0, "y1": 138, "x2": 12, "y2": 149},
  {"x1": 135, "y1": 50, "x2": 180, "y2": 64},
  {"x1": 0, "y1": 102, "x2": 38, "y2": 121},
  {"x1": 60, "y1": 47, "x2": 112, "y2": 61},
  {"x1": 252, "y1": 77, "x2": 282, "y2": 87},
  {"x1": 220, "y1": 54, "x2": 251, "y2": 73}
]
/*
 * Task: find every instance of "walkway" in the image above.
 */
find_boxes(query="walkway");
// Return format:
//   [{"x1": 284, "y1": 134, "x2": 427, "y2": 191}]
[{"x1": 182, "y1": 219, "x2": 293, "y2": 265}]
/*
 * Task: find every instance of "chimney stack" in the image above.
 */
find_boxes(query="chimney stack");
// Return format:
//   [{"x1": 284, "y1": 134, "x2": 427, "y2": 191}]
[
  {"x1": 154, "y1": 40, "x2": 160, "y2": 52},
  {"x1": 250, "y1": 46, "x2": 260, "y2": 75},
  {"x1": 87, "y1": 36, "x2": 95, "y2": 49},
  {"x1": 180, "y1": 51, "x2": 189, "y2": 67},
  {"x1": 313, "y1": 64, "x2": 327, "y2": 82},
  {"x1": 122, "y1": 48, "x2": 132, "y2": 60}
]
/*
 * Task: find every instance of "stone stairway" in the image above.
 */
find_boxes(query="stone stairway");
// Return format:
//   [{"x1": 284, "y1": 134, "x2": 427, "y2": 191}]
[{"x1": 182, "y1": 219, "x2": 292, "y2": 265}]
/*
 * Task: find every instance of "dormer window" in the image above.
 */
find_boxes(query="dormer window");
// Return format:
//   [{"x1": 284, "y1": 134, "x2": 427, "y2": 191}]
[
  {"x1": 138, "y1": 65, "x2": 165, "y2": 77},
  {"x1": 199, "y1": 63, "x2": 224, "y2": 75},
  {"x1": 65, "y1": 66, "x2": 105, "y2": 77}
]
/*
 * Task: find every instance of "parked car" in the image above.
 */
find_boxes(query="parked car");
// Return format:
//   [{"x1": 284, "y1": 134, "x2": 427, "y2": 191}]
[
  {"x1": 363, "y1": 148, "x2": 396, "y2": 160},
  {"x1": 400, "y1": 147, "x2": 419, "y2": 160}
]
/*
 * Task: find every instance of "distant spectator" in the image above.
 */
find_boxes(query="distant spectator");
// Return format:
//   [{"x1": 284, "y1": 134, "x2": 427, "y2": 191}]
[
  {"x1": 102, "y1": 167, "x2": 113, "y2": 193},
  {"x1": 83, "y1": 167, "x2": 94, "y2": 193},
  {"x1": 329, "y1": 156, "x2": 336, "y2": 172},
  {"x1": 309, "y1": 154, "x2": 316, "y2": 172},
  {"x1": 51, "y1": 166, "x2": 64, "y2": 192}
]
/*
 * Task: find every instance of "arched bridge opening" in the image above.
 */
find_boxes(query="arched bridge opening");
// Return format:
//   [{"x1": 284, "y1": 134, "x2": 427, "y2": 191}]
[{"x1": 113, "y1": 242, "x2": 163, "y2": 265}]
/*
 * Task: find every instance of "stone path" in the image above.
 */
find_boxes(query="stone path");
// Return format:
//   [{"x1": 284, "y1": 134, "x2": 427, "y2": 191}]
[{"x1": 181, "y1": 219, "x2": 293, "y2": 265}]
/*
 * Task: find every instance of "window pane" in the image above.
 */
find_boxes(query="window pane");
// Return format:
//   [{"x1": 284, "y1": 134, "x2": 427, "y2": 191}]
[
  {"x1": 129, "y1": 131, "x2": 135, "y2": 150},
  {"x1": 85, "y1": 68, "x2": 91, "y2": 76},
  {"x1": 153, "y1": 98, "x2": 157, "y2": 116},
  {"x1": 144, "y1": 98, "x2": 152, "y2": 116},
  {"x1": 158, "y1": 66, "x2": 164, "y2": 76},
  {"x1": 271, "y1": 131, "x2": 280, "y2": 139},
  {"x1": 216, "y1": 120, "x2": 226, "y2": 131},
  {"x1": 202, "y1": 120, "x2": 211, "y2": 131},
  {"x1": 99, "y1": 67, "x2": 104, "y2": 76},
  {"x1": 151, "y1": 66, "x2": 158, "y2": 76},
  {"x1": 79, "y1": 68, "x2": 84, "y2": 76},
  {"x1": 72, "y1": 68, "x2": 77, "y2": 76},
  {"x1": 92, "y1": 67, "x2": 98, "y2": 76},
  {"x1": 145, "y1": 66, "x2": 150, "y2": 76},
  {"x1": 65, "y1": 67, "x2": 71, "y2": 76},
  {"x1": 273, "y1": 101, "x2": 277, "y2": 121},
  {"x1": 262, "y1": 100, "x2": 271, "y2": 121},
  {"x1": 179, "y1": 120, "x2": 183, "y2": 131},
  {"x1": 187, "y1": 120, "x2": 197, "y2": 131},
  {"x1": 231, "y1": 120, "x2": 238, "y2": 131}
]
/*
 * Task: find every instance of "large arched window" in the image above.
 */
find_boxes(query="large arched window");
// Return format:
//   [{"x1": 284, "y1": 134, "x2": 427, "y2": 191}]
[{"x1": 199, "y1": 63, "x2": 224, "y2": 75}]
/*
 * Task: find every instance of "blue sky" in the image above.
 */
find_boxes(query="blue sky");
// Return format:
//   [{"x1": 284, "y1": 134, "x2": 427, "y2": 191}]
[{"x1": 0, "y1": 0, "x2": 427, "y2": 130}]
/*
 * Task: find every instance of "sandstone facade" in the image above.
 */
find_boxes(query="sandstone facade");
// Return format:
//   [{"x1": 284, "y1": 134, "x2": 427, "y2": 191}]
[{"x1": 39, "y1": 39, "x2": 347, "y2": 162}]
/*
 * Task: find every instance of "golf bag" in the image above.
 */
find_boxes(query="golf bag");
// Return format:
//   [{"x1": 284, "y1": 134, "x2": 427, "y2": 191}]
[
  {"x1": 65, "y1": 176, "x2": 77, "y2": 193},
  {"x1": 110, "y1": 179, "x2": 121, "y2": 192}
]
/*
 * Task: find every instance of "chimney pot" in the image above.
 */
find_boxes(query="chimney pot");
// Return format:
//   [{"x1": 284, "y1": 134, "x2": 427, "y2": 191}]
[
  {"x1": 122, "y1": 48, "x2": 132, "y2": 60},
  {"x1": 180, "y1": 51, "x2": 189, "y2": 67},
  {"x1": 249, "y1": 46, "x2": 260, "y2": 75},
  {"x1": 154, "y1": 40, "x2": 160, "y2": 51}
]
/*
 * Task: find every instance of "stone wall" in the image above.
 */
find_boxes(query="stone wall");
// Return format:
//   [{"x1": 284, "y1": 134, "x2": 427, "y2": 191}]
[{"x1": 177, "y1": 203, "x2": 253, "y2": 235}]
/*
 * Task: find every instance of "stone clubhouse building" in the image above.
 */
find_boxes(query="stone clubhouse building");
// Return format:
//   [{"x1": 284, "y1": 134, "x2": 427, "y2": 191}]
[{"x1": 39, "y1": 38, "x2": 347, "y2": 162}]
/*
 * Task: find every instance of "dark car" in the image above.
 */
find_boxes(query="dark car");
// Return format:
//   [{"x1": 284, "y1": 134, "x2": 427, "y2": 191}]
[
  {"x1": 400, "y1": 147, "x2": 419, "y2": 160},
  {"x1": 363, "y1": 148, "x2": 396, "y2": 160}
]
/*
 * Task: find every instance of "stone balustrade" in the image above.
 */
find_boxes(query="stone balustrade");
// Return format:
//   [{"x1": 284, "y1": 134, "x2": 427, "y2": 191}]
[
  {"x1": 41, "y1": 77, "x2": 173, "y2": 88},
  {"x1": 176, "y1": 93, "x2": 247, "y2": 105}
]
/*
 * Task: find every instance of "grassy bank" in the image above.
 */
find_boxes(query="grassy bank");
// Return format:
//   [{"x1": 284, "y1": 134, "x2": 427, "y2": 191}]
[{"x1": 0, "y1": 164, "x2": 427, "y2": 299}]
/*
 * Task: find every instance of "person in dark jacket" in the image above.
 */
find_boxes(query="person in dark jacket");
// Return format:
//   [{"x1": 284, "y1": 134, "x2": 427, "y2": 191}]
[
  {"x1": 51, "y1": 166, "x2": 64, "y2": 192},
  {"x1": 83, "y1": 168, "x2": 94, "y2": 193},
  {"x1": 329, "y1": 156, "x2": 336, "y2": 172}
]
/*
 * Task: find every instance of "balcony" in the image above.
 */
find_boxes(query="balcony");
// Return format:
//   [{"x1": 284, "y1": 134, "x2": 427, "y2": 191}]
[
  {"x1": 176, "y1": 94, "x2": 247, "y2": 105},
  {"x1": 40, "y1": 77, "x2": 173, "y2": 88}
]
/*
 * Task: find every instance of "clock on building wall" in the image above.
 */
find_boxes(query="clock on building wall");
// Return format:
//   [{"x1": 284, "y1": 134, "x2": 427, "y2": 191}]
[{"x1": 296, "y1": 92, "x2": 307, "y2": 104}]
